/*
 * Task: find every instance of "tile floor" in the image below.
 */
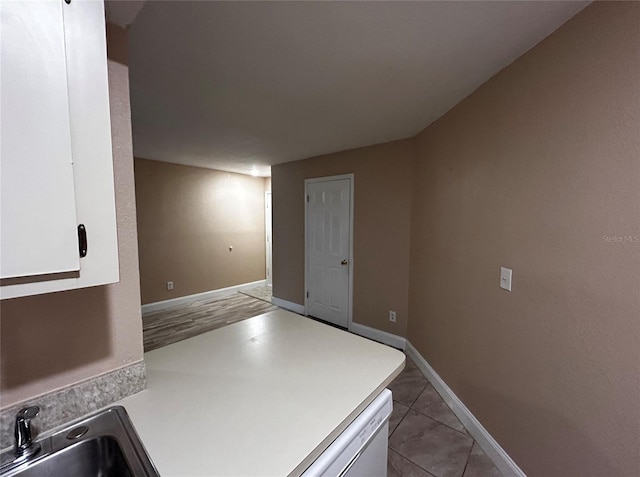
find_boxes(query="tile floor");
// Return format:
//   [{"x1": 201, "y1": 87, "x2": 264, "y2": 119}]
[{"x1": 387, "y1": 357, "x2": 502, "y2": 477}]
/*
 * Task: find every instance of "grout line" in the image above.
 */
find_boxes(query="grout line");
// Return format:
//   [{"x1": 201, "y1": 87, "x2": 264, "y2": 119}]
[
  {"x1": 393, "y1": 445, "x2": 441, "y2": 477},
  {"x1": 388, "y1": 401, "x2": 410, "y2": 439},
  {"x1": 407, "y1": 384, "x2": 428, "y2": 408},
  {"x1": 409, "y1": 404, "x2": 471, "y2": 438},
  {"x1": 460, "y1": 439, "x2": 476, "y2": 477},
  {"x1": 389, "y1": 448, "x2": 438, "y2": 477}
]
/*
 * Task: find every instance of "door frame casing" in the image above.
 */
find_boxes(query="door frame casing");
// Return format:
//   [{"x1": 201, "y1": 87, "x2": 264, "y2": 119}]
[
  {"x1": 265, "y1": 190, "x2": 272, "y2": 286},
  {"x1": 304, "y1": 173, "x2": 354, "y2": 330}
]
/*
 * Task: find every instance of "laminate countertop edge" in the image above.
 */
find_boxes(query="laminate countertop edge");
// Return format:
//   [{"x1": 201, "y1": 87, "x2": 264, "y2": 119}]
[
  {"x1": 118, "y1": 309, "x2": 406, "y2": 477},
  {"x1": 289, "y1": 367, "x2": 404, "y2": 477}
]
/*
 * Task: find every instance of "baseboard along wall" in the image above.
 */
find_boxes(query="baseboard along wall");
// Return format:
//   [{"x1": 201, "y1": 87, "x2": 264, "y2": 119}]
[
  {"x1": 405, "y1": 342, "x2": 527, "y2": 477},
  {"x1": 348, "y1": 322, "x2": 407, "y2": 350},
  {"x1": 270, "y1": 296, "x2": 306, "y2": 315},
  {"x1": 141, "y1": 280, "x2": 267, "y2": 315},
  {"x1": 339, "y1": 321, "x2": 525, "y2": 476}
]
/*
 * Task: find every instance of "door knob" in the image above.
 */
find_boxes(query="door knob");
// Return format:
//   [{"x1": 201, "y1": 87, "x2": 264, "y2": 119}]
[{"x1": 341, "y1": 259, "x2": 348, "y2": 265}]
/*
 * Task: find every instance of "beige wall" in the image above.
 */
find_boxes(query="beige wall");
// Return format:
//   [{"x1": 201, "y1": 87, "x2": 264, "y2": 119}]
[
  {"x1": 272, "y1": 140, "x2": 413, "y2": 336},
  {"x1": 0, "y1": 24, "x2": 144, "y2": 408},
  {"x1": 134, "y1": 159, "x2": 267, "y2": 304},
  {"x1": 408, "y1": 3, "x2": 640, "y2": 476}
]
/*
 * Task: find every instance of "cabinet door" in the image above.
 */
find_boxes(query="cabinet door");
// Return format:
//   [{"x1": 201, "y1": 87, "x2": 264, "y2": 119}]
[
  {"x1": 0, "y1": 0, "x2": 80, "y2": 280},
  {"x1": 1, "y1": 0, "x2": 119, "y2": 299},
  {"x1": 61, "y1": 0, "x2": 119, "y2": 289}
]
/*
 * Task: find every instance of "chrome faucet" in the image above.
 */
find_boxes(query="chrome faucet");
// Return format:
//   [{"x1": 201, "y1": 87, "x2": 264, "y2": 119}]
[{"x1": 14, "y1": 406, "x2": 41, "y2": 460}]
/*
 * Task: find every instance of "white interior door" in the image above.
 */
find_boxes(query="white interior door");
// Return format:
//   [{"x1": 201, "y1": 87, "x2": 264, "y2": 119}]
[
  {"x1": 306, "y1": 176, "x2": 352, "y2": 328},
  {"x1": 265, "y1": 191, "x2": 272, "y2": 286}
]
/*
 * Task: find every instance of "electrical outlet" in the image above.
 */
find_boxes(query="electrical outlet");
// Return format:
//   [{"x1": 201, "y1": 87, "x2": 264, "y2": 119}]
[
  {"x1": 389, "y1": 310, "x2": 397, "y2": 323},
  {"x1": 167, "y1": 281, "x2": 174, "y2": 291}
]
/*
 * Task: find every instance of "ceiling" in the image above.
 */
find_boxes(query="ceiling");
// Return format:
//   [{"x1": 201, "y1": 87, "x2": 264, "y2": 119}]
[{"x1": 113, "y1": 1, "x2": 588, "y2": 177}]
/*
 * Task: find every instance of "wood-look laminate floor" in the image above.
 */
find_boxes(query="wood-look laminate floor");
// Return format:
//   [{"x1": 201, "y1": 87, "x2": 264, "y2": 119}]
[
  {"x1": 239, "y1": 285, "x2": 273, "y2": 303},
  {"x1": 142, "y1": 293, "x2": 279, "y2": 352}
]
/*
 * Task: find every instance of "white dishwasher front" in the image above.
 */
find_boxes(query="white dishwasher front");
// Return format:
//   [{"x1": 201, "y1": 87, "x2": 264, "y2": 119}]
[{"x1": 302, "y1": 388, "x2": 392, "y2": 477}]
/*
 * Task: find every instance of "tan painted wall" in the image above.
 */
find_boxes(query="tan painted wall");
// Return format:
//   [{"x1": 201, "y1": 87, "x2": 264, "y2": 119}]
[
  {"x1": 134, "y1": 159, "x2": 267, "y2": 304},
  {"x1": 408, "y1": 3, "x2": 640, "y2": 476},
  {"x1": 271, "y1": 140, "x2": 413, "y2": 336},
  {"x1": 0, "y1": 24, "x2": 144, "y2": 408}
]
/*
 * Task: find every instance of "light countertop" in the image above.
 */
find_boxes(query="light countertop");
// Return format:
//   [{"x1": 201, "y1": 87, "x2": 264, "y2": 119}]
[{"x1": 119, "y1": 309, "x2": 405, "y2": 477}]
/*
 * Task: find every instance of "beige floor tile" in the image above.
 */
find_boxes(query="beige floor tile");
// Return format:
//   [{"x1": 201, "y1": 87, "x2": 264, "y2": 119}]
[
  {"x1": 463, "y1": 442, "x2": 503, "y2": 477},
  {"x1": 389, "y1": 401, "x2": 410, "y2": 436},
  {"x1": 412, "y1": 385, "x2": 466, "y2": 433},
  {"x1": 388, "y1": 449, "x2": 436, "y2": 477},
  {"x1": 389, "y1": 409, "x2": 473, "y2": 477},
  {"x1": 387, "y1": 358, "x2": 429, "y2": 406}
]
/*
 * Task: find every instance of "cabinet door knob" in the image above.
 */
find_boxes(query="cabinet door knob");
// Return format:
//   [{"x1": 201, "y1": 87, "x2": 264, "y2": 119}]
[{"x1": 78, "y1": 224, "x2": 87, "y2": 257}]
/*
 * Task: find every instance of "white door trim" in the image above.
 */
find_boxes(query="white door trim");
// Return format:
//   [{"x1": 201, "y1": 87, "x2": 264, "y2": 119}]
[
  {"x1": 304, "y1": 173, "x2": 354, "y2": 329},
  {"x1": 265, "y1": 190, "x2": 272, "y2": 286}
]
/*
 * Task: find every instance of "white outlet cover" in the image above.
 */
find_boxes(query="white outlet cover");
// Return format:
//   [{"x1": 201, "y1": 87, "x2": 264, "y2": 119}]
[{"x1": 500, "y1": 267, "x2": 512, "y2": 291}]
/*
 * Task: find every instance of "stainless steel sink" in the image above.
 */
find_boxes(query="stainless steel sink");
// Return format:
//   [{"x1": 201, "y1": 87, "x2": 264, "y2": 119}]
[{"x1": 0, "y1": 407, "x2": 158, "y2": 477}]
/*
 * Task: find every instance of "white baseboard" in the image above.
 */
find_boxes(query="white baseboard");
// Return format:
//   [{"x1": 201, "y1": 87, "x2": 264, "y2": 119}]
[
  {"x1": 349, "y1": 322, "x2": 407, "y2": 350},
  {"x1": 271, "y1": 296, "x2": 305, "y2": 315},
  {"x1": 142, "y1": 280, "x2": 267, "y2": 315},
  {"x1": 405, "y1": 342, "x2": 526, "y2": 477}
]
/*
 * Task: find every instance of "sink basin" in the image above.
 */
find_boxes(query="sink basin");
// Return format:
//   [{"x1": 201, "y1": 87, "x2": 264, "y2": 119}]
[
  {"x1": 0, "y1": 407, "x2": 158, "y2": 477},
  {"x1": 7, "y1": 436, "x2": 133, "y2": 477}
]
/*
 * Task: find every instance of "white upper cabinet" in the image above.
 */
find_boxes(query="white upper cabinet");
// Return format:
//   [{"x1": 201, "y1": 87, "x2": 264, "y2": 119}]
[
  {"x1": 1, "y1": 1, "x2": 80, "y2": 280},
  {"x1": 1, "y1": 0, "x2": 119, "y2": 299}
]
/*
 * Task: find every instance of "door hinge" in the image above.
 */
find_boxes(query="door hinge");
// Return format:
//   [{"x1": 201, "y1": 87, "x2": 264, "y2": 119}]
[
  {"x1": 306, "y1": 195, "x2": 310, "y2": 203},
  {"x1": 306, "y1": 291, "x2": 309, "y2": 298}
]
